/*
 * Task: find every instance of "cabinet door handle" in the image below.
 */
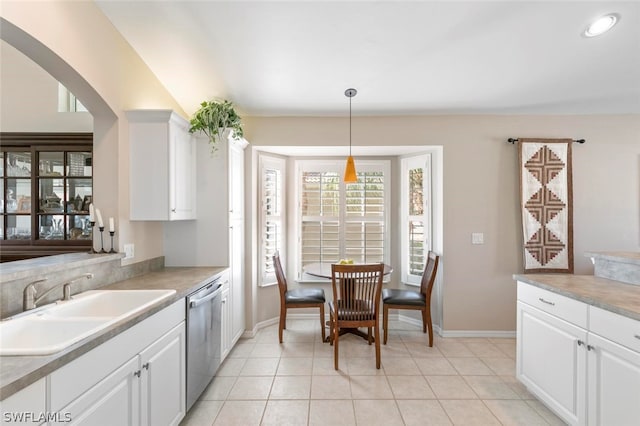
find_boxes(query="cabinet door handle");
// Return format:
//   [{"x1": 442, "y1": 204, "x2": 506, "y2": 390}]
[
  {"x1": 133, "y1": 370, "x2": 141, "y2": 377},
  {"x1": 634, "y1": 334, "x2": 640, "y2": 340},
  {"x1": 171, "y1": 208, "x2": 176, "y2": 213},
  {"x1": 538, "y1": 297, "x2": 555, "y2": 306},
  {"x1": 142, "y1": 362, "x2": 150, "y2": 370},
  {"x1": 587, "y1": 345, "x2": 595, "y2": 351},
  {"x1": 577, "y1": 340, "x2": 584, "y2": 346}
]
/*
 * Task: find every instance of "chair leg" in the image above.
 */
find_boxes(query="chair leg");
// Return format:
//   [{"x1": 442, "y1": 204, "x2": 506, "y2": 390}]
[
  {"x1": 421, "y1": 308, "x2": 427, "y2": 333},
  {"x1": 333, "y1": 320, "x2": 340, "y2": 370},
  {"x1": 383, "y1": 304, "x2": 389, "y2": 345},
  {"x1": 279, "y1": 305, "x2": 286, "y2": 343},
  {"x1": 426, "y1": 309, "x2": 434, "y2": 347},
  {"x1": 367, "y1": 327, "x2": 372, "y2": 345},
  {"x1": 374, "y1": 322, "x2": 381, "y2": 369},
  {"x1": 319, "y1": 303, "x2": 326, "y2": 343},
  {"x1": 329, "y1": 312, "x2": 334, "y2": 346}
]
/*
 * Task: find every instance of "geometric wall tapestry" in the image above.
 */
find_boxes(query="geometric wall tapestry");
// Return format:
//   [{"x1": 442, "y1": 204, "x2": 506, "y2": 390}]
[{"x1": 518, "y1": 138, "x2": 574, "y2": 273}]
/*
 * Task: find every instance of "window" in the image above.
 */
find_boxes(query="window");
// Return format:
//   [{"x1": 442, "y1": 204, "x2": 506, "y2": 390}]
[
  {"x1": 297, "y1": 160, "x2": 390, "y2": 279},
  {"x1": 58, "y1": 83, "x2": 88, "y2": 113},
  {"x1": 401, "y1": 154, "x2": 431, "y2": 285},
  {"x1": 259, "y1": 154, "x2": 285, "y2": 286}
]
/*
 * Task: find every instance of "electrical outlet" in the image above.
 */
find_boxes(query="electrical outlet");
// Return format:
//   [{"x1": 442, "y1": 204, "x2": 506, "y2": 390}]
[
  {"x1": 124, "y1": 243, "x2": 135, "y2": 259},
  {"x1": 471, "y1": 233, "x2": 484, "y2": 245}
]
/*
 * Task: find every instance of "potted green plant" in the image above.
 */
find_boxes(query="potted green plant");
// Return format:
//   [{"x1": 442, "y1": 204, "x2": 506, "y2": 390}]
[{"x1": 188, "y1": 99, "x2": 244, "y2": 151}]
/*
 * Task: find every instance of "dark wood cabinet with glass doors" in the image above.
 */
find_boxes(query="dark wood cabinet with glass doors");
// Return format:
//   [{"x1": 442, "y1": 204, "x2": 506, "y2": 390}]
[{"x1": 0, "y1": 133, "x2": 93, "y2": 262}]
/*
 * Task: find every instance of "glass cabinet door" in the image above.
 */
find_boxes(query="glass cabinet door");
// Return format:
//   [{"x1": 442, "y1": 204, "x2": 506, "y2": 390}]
[
  {"x1": 0, "y1": 133, "x2": 93, "y2": 260},
  {"x1": 67, "y1": 151, "x2": 92, "y2": 177},
  {"x1": 1, "y1": 142, "x2": 92, "y2": 247},
  {"x1": 36, "y1": 151, "x2": 92, "y2": 241},
  {"x1": 4, "y1": 152, "x2": 32, "y2": 240}
]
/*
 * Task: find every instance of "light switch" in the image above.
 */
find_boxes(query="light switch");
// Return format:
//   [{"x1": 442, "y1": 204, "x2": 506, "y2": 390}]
[{"x1": 471, "y1": 233, "x2": 484, "y2": 245}]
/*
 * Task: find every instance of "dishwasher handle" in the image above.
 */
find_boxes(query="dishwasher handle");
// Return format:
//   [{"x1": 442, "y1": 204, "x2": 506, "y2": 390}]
[{"x1": 189, "y1": 285, "x2": 222, "y2": 309}]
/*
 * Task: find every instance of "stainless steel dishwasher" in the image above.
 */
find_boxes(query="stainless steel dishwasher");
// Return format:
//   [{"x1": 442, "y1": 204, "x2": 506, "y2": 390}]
[{"x1": 186, "y1": 276, "x2": 223, "y2": 411}]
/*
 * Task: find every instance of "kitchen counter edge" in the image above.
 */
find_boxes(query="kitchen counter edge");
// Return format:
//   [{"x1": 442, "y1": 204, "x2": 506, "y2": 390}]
[
  {"x1": 0, "y1": 266, "x2": 228, "y2": 401},
  {"x1": 513, "y1": 273, "x2": 640, "y2": 322}
]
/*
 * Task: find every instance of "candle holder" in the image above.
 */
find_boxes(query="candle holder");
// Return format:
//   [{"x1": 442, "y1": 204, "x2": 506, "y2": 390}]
[
  {"x1": 89, "y1": 221, "x2": 97, "y2": 253},
  {"x1": 99, "y1": 226, "x2": 107, "y2": 253},
  {"x1": 109, "y1": 231, "x2": 117, "y2": 253}
]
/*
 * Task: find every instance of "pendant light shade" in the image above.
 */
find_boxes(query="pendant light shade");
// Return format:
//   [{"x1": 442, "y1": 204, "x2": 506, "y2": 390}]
[
  {"x1": 344, "y1": 88, "x2": 357, "y2": 183},
  {"x1": 344, "y1": 155, "x2": 357, "y2": 182}
]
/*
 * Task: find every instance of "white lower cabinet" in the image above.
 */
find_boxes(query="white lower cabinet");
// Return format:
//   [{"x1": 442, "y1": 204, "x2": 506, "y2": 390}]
[
  {"x1": 0, "y1": 378, "x2": 47, "y2": 426},
  {"x1": 56, "y1": 357, "x2": 139, "y2": 426},
  {"x1": 586, "y1": 307, "x2": 640, "y2": 426},
  {"x1": 587, "y1": 333, "x2": 640, "y2": 426},
  {"x1": 220, "y1": 276, "x2": 231, "y2": 361},
  {"x1": 517, "y1": 301, "x2": 587, "y2": 425},
  {"x1": 229, "y1": 219, "x2": 244, "y2": 346},
  {"x1": 139, "y1": 323, "x2": 186, "y2": 426},
  {"x1": 48, "y1": 300, "x2": 186, "y2": 426},
  {"x1": 517, "y1": 281, "x2": 640, "y2": 426}
]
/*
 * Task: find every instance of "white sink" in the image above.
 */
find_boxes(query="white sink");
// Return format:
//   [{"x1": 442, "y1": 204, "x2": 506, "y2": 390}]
[
  {"x1": 0, "y1": 289, "x2": 176, "y2": 356},
  {"x1": 0, "y1": 317, "x2": 109, "y2": 356},
  {"x1": 45, "y1": 289, "x2": 177, "y2": 319}
]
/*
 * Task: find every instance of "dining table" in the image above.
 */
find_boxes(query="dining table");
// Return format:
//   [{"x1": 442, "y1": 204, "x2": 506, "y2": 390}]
[
  {"x1": 303, "y1": 262, "x2": 393, "y2": 342},
  {"x1": 304, "y1": 262, "x2": 393, "y2": 280}
]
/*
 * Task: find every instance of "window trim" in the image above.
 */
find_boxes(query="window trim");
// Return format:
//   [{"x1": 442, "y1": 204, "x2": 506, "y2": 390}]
[
  {"x1": 258, "y1": 153, "x2": 286, "y2": 287},
  {"x1": 401, "y1": 153, "x2": 432, "y2": 286}
]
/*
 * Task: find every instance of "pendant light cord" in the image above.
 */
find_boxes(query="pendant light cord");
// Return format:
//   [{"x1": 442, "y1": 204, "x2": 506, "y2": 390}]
[{"x1": 349, "y1": 95, "x2": 352, "y2": 157}]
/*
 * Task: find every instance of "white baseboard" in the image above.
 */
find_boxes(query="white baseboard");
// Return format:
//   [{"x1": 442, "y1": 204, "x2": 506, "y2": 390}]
[
  {"x1": 397, "y1": 313, "x2": 515, "y2": 338},
  {"x1": 241, "y1": 316, "x2": 279, "y2": 339},
  {"x1": 439, "y1": 329, "x2": 516, "y2": 338},
  {"x1": 241, "y1": 312, "x2": 516, "y2": 339}
]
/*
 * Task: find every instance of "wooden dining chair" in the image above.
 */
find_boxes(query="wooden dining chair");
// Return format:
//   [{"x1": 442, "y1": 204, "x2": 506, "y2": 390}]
[
  {"x1": 382, "y1": 251, "x2": 440, "y2": 346},
  {"x1": 273, "y1": 251, "x2": 326, "y2": 343},
  {"x1": 329, "y1": 263, "x2": 385, "y2": 370}
]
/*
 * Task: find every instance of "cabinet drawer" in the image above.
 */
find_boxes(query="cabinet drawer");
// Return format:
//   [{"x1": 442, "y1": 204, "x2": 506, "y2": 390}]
[
  {"x1": 517, "y1": 282, "x2": 588, "y2": 328},
  {"x1": 589, "y1": 306, "x2": 640, "y2": 353}
]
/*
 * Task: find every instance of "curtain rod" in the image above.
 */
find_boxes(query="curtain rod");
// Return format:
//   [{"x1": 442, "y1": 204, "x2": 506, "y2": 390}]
[{"x1": 508, "y1": 138, "x2": 585, "y2": 144}]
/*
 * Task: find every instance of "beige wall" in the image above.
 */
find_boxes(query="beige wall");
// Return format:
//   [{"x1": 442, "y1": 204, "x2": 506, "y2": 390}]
[
  {"x1": 244, "y1": 115, "x2": 640, "y2": 331},
  {"x1": 1, "y1": 1, "x2": 185, "y2": 263},
  {"x1": 0, "y1": 40, "x2": 93, "y2": 132}
]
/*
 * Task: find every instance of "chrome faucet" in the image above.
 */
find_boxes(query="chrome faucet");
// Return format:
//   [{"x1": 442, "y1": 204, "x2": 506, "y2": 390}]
[{"x1": 23, "y1": 273, "x2": 94, "y2": 311}]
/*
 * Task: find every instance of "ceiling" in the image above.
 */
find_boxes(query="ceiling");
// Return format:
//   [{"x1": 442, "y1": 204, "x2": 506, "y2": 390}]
[{"x1": 96, "y1": 1, "x2": 640, "y2": 117}]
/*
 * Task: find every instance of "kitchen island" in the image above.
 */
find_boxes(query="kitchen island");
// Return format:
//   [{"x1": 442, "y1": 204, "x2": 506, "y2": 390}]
[{"x1": 514, "y1": 252, "x2": 640, "y2": 426}]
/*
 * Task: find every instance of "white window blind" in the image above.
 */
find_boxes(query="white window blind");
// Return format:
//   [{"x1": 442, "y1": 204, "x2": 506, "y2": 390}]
[
  {"x1": 301, "y1": 171, "x2": 340, "y2": 264},
  {"x1": 344, "y1": 171, "x2": 385, "y2": 263},
  {"x1": 401, "y1": 154, "x2": 431, "y2": 285},
  {"x1": 298, "y1": 160, "x2": 389, "y2": 278},
  {"x1": 259, "y1": 155, "x2": 285, "y2": 286}
]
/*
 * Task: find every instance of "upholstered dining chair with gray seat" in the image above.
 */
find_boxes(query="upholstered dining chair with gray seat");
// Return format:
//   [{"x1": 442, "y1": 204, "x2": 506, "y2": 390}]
[
  {"x1": 382, "y1": 251, "x2": 440, "y2": 346},
  {"x1": 273, "y1": 251, "x2": 326, "y2": 343}
]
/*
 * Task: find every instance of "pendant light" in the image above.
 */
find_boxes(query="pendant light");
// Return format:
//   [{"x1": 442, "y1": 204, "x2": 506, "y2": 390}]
[{"x1": 344, "y1": 88, "x2": 358, "y2": 183}]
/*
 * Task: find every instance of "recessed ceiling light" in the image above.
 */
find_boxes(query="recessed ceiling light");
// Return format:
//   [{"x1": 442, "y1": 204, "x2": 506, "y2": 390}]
[{"x1": 584, "y1": 14, "x2": 619, "y2": 37}]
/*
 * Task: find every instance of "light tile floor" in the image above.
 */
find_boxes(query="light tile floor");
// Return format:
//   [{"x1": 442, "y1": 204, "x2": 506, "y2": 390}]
[{"x1": 180, "y1": 319, "x2": 566, "y2": 426}]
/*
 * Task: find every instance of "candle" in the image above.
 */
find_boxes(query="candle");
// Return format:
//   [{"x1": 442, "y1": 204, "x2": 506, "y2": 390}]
[
  {"x1": 109, "y1": 217, "x2": 115, "y2": 233},
  {"x1": 96, "y1": 208, "x2": 104, "y2": 228},
  {"x1": 89, "y1": 204, "x2": 95, "y2": 222}
]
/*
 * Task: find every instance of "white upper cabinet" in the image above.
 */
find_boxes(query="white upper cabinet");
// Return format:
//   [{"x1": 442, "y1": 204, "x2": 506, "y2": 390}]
[{"x1": 127, "y1": 110, "x2": 196, "y2": 221}]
